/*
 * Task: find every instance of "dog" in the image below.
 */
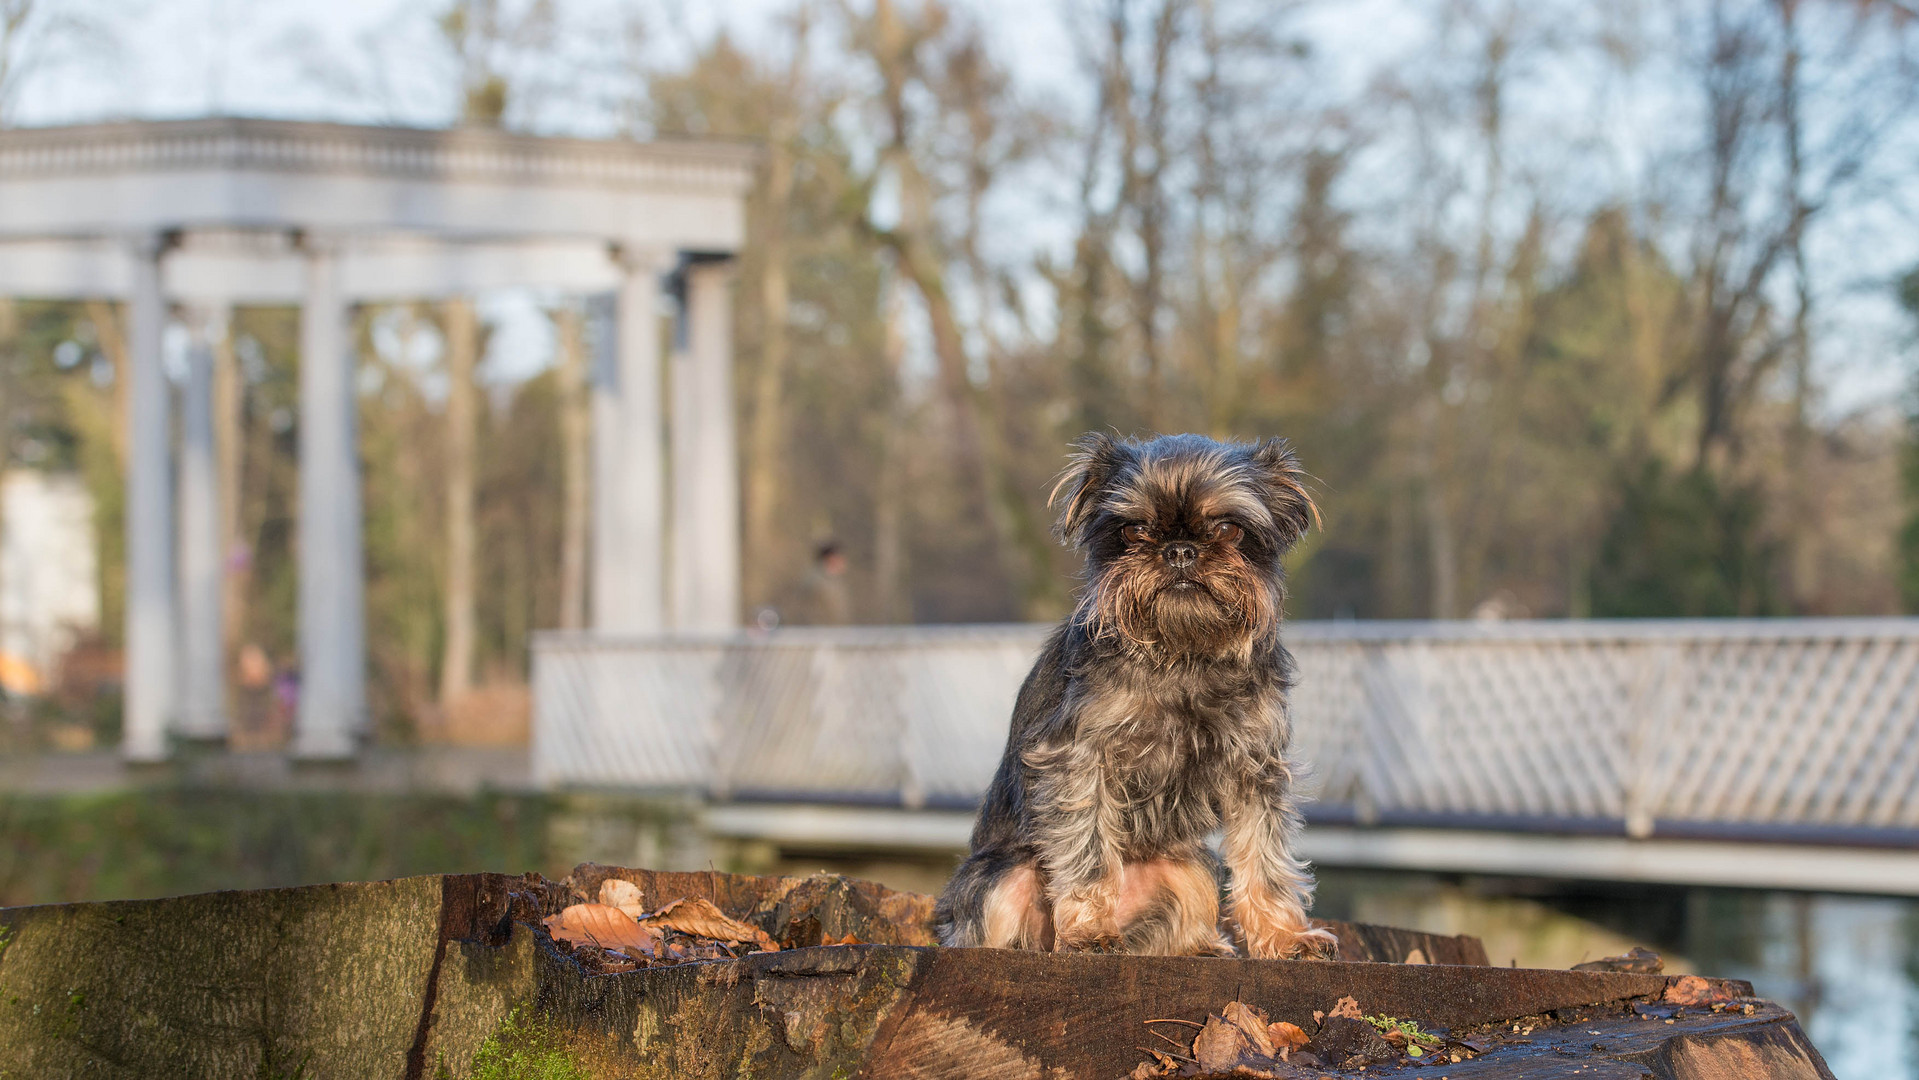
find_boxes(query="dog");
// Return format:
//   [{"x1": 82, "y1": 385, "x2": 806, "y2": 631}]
[{"x1": 934, "y1": 433, "x2": 1336, "y2": 959}]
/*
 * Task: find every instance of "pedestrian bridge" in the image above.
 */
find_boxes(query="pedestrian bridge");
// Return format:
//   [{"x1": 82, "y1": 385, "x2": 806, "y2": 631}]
[{"x1": 531, "y1": 619, "x2": 1919, "y2": 895}]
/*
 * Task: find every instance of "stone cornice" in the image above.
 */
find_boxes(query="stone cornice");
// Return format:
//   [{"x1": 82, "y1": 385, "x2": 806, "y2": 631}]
[{"x1": 0, "y1": 117, "x2": 759, "y2": 193}]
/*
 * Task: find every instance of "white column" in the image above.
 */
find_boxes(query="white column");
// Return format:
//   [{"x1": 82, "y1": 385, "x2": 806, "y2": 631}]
[
  {"x1": 122, "y1": 234, "x2": 174, "y2": 761},
  {"x1": 175, "y1": 302, "x2": 228, "y2": 740},
  {"x1": 293, "y1": 240, "x2": 364, "y2": 758},
  {"x1": 591, "y1": 249, "x2": 672, "y2": 633},
  {"x1": 669, "y1": 259, "x2": 740, "y2": 631}
]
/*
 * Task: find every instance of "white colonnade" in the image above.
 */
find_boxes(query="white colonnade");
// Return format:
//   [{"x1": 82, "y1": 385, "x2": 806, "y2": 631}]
[
  {"x1": 121, "y1": 235, "x2": 173, "y2": 761},
  {"x1": 0, "y1": 119, "x2": 756, "y2": 760}
]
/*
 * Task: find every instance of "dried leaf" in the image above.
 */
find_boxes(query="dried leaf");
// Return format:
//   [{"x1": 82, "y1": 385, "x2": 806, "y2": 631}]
[
  {"x1": 1664, "y1": 975, "x2": 1730, "y2": 1006},
  {"x1": 821, "y1": 932, "x2": 865, "y2": 947},
  {"x1": 1222, "y1": 1000, "x2": 1275, "y2": 1057},
  {"x1": 1448, "y1": 1036, "x2": 1491, "y2": 1054},
  {"x1": 598, "y1": 878, "x2": 647, "y2": 917},
  {"x1": 1130, "y1": 1046, "x2": 1181, "y2": 1077},
  {"x1": 544, "y1": 903, "x2": 661, "y2": 955},
  {"x1": 1574, "y1": 946, "x2": 1664, "y2": 974},
  {"x1": 1192, "y1": 1015, "x2": 1250, "y2": 1072},
  {"x1": 1269, "y1": 1021, "x2": 1310, "y2": 1051},
  {"x1": 639, "y1": 897, "x2": 779, "y2": 951},
  {"x1": 1328, "y1": 996, "x2": 1364, "y2": 1020}
]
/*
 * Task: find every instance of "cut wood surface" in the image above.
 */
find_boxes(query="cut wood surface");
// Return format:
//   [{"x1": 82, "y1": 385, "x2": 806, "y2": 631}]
[{"x1": 0, "y1": 866, "x2": 1831, "y2": 1080}]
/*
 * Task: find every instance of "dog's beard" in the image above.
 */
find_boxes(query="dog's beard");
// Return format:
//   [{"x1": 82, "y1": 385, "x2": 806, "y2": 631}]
[{"x1": 1083, "y1": 556, "x2": 1278, "y2": 658}]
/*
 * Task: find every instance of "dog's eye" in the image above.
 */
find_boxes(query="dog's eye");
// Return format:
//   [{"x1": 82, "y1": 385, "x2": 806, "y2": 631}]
[
  {"x1": 1121, "y1": 524, "x2": 1152, "y2": 544},
  {"x1": 1212, "y1": 521, "x2": 1243, "y2": 544}
]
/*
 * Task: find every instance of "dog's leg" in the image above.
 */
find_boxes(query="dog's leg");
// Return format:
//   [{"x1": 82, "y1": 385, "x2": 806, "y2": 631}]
[
  {"x1": 936, "y1": 849, "x2": 1050, "y2": 948},
  {"x1": 979, "y1": 861, "x2": 1052, "y2": 949},
  {"x1": 1220, "y1": 760, "x2": 1338, "y2": 960},
  {"x1": 1027, "y1": 741, "x2": 1124, "y2": 951},
  {"x1": 1116, "y1": 853, "x2": 1232, "y2": 956}
]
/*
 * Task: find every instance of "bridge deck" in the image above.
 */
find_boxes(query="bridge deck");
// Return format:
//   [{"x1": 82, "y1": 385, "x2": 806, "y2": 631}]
[{"x1": 699, "y1": 801, "x2": 1919, "y2": 896}]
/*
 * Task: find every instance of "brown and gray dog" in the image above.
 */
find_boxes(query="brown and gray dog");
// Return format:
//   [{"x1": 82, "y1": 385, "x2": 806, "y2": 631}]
[{"x1": 935, "y1": 432, "x2": 1336, "y2": 959}]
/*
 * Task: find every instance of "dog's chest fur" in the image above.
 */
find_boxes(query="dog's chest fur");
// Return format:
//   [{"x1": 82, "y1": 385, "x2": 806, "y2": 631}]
[{"x1": 1055, "y1": 658, "x2": 1284, "y2": 857}]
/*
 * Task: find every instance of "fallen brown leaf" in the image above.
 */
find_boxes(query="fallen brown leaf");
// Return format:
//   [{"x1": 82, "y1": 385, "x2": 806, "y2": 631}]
[
  {"x1": 1664, "y1": 975, "x2": 1731, "y2": 1006},
  {"x1": 639, "y1": 897, "x2": 779, "y2": 951},
  {"x1": 1269, "y1": 1021, "x2": 1309, "y2": 1052},
  {"x1": 1328, "y1": 995, "x2": 1363, "y2": 1020},
  {"x1": 1222, "y1": 1000, "x2": 1275, "y2": 1057},
  {"x1": 1192, "y1": 1015, "x2": 1250, "y2": 1072},
  {"x1": 821, "y1": 932, "x2": 865, "y2": 947},
  {"x1": 544, "y1": 903, "x2": 662, "y2": 955},
  {"x1": 598, "y1": 878, "x2": 647, "y2": 918}
]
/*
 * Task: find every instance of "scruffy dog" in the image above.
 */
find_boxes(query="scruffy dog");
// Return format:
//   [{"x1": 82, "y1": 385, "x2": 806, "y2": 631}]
[{"x1": 935, "y1": 433, "x2": 1336, "y2": 960}]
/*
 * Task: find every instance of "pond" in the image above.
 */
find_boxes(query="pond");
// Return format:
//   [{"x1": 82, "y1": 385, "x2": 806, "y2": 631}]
[{"x1": 1314, "y1": 868, "x2": 1919, "y2": 1079}]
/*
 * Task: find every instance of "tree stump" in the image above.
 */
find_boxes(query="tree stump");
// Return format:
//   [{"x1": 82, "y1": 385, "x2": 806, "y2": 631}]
[{"x1": 0, "y1": 865, "x2": 1833, "y2": 1079}]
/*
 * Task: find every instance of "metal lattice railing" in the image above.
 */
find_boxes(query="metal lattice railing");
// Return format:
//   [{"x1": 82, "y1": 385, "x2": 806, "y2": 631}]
[{"x1": 531, "y1": 619, "x2": 1919, "y2": 840}]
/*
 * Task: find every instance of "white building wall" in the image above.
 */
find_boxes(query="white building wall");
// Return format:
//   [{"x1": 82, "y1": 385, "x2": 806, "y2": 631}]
[{"x1": 0, "y1": 470, "x2": 100, "y2": 694}]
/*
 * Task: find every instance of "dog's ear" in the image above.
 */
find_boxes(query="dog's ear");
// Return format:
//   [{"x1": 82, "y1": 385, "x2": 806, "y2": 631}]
[
  {"x1": 1050, "y1": 433, "x2": 1131, "y2": 544},
  {"x1": 1250, "y1": 437, "x2": 1319, "y2": 544}
]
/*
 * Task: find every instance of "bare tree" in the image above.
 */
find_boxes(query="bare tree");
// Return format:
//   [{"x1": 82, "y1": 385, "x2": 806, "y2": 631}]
[
  {"x1": 439, "y1": 299, "x2": 479, "y2": 705},
  {"x1": 853, "y1": 0, "x2": 1021, "y2": 604},
  {"x1": 552, "y1": 302, "x2": 589, "y2": 630},
  {"x1": 742, "y1": 11, "x2": 814, "y2": 615},
  {"x1": 0, "y1": 0, "x2": 111, "y2": 126},
  {"x1": 437, "y1": 0, "x2": 558, "y2": 126}
]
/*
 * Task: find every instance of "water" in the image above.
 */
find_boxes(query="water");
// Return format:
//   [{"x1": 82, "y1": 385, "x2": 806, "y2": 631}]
[{"x1": 1314, "y1": 869, "x2": 1919, "y2": 1078}]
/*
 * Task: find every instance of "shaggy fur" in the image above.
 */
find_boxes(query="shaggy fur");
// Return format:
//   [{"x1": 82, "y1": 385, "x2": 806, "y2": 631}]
[{"x1": 935, "y1": 433, "x2": 1336, "y2": 959}]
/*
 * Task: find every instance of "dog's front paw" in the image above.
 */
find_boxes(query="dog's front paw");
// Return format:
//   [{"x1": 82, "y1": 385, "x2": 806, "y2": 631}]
[
  {"x1": 1204, "y1": 932, "x2": 1239, "y2": 958},
  {"x1": 1244, "y1": 922, "x2": 1338, "y2": 960},
  {"x1": 1052, "y1": 891, "x2": 1122, "y2": 953},
  {"x1": 1055, "y1": 934, "x2": 1122, "y2": 954}
]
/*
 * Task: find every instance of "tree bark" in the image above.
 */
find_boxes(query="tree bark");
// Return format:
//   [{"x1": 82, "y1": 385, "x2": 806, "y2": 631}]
[
  {"x1": 1778, "y1": 0, "x2": 1817, "y2": 610},
  {"x1": 440, "y1": 298, "x2": 479, "y2": 706},
  {"x1": 84, "y1": 299, "x2": 130, "y2": 471},
  {"x1": 744, "y1": 128, "x2": 793, "y2": 613},
  {"x1": 872, "y1": 273, "x2": 908, "y2": 623},
  {"x1": 214, "y1": 316, "x2": 246, "y2": 662},
  {"x1": 555, "y1": 303, "x2": 590, "y2": 631}
]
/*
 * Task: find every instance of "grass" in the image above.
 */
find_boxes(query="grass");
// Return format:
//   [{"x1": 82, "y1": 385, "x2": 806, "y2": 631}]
[{"x1": 0, "y1": 790, "x2": 559, "y2": 906}]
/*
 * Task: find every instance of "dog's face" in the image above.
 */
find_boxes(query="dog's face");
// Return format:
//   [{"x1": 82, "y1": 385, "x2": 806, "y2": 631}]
[{"x1": 1052, "y1": 433, "x2": 1316, "y2": 656}]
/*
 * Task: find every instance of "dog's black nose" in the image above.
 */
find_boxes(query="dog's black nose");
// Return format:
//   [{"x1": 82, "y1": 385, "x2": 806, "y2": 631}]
[{"x1": 1161, "y1": 541, "x2": 1198, "y2": 570}]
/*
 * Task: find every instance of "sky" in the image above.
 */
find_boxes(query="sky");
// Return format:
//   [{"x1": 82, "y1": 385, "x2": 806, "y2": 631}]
[{"x1": 14, "y1": 0, "x2": 1088, "y2": 128}]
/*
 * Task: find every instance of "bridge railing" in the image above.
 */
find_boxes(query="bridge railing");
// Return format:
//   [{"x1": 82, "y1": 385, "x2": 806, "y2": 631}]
[{"x1": 531, "y1": 619, "x2": 1919, "y2": 841}]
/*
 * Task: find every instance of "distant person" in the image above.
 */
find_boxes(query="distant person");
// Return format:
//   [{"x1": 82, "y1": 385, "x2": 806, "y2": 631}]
[
  {"x1": 231, "y1": 643, "x2": 279, "y2": 749},
  {"x1": 799, "y1": 541, "x2": 853, "y2": 625}
]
